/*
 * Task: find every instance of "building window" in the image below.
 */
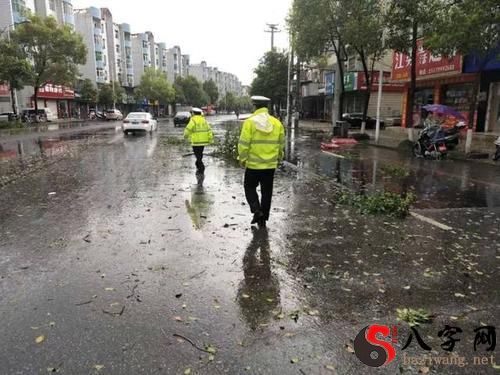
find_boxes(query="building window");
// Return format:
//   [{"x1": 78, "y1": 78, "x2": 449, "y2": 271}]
[
  {"x1": 143, "y1": 54, "x2": 148, "y2": 63},
  {"x1": 142, "y1": 41, "x2": 148, "y2": 48},
  {"x1": 49, "y1": 0, "x2": 56, "y2": 11},
  {"x1": 115, "y1": 29, "x2": 119, "y2": 39},
  {"x1": 102, "y1": 38, "x2": 106, "y2": 49},
  {"x1": 95, "y1": 51, "x2": 102, "y2": 61},
  {"x1": 116, "y1": 44, "x2": 120, "y2": 53}
]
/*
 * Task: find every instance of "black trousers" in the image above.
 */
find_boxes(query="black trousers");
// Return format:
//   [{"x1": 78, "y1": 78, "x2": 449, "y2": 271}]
[
  {"x1": 244, "y1": 168, "x2": 275, "y2": 221},
  {"x1": 192, "y1": 146, "x2": 205, "y2": 171}
]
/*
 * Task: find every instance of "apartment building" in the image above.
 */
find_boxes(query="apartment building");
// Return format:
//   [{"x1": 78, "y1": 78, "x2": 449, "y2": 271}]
[
  {"x1": 181, "y1": 55, "x2": 190, "y2": 78},
  {"x1": 34, "y1": 0, "x2": 74, "y2": 28},
  {"x1": 166, "y1": 46, "x2": 182, "y2": 83},
  {"x1": 74, "y1": 7, "x2": 110, "y2": 85},
  {"x1": 189, "y1": 61, "x2": 243, "y2": 98},
  {"x1": 131, "y1": 32, "x2": 152, "y2": 86},
  {"x1": 156, "y1": 42, "x2": 168, "y2": 77}
]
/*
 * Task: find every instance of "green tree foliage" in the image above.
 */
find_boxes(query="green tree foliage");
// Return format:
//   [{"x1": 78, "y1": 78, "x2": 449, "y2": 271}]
[
  {"x1": 288, "y1": 0, "x2": 346, "y2": 117},
  {"x1": 424, "y1": 0, "x2": 500, "y2": 129},
  {"x1": 174, "y1": 76, "x2": 209, "y2": 107},
  {"x1": 0, "y1": 37, "x2": 31, "y2": 114},
  {"x1": 136, "y1": 68, "x2": 175, "y2": 107},
  {"x1": 202, "y1": 79, "x2": 219, "y2": 105},
  {"x1": 78, "y1": 79, "x2": 97, "y2": 104},
  {"x1": 251, "y1": 51, "x2": 288, "y2": 112},
  {"x1": 97, "y1": 84, "x2": 113, "y2": 108},
  {"x1": 11, "y1": 15, "x2": 87, "y2": 113},
  {"x1": 342, "y1": 0, "x2": 385, "y2": 125},
  {"x1": 219, "y1": 92, "x2": 237, "y2": 112},
  {"x1": 385, "y1": 0, "x2": 441, "y2": 128}
]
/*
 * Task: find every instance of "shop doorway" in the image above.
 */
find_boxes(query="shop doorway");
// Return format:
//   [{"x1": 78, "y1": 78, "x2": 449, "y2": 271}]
[{"x1": 486, "y1": 82, "x2": 500, "y2": 133}]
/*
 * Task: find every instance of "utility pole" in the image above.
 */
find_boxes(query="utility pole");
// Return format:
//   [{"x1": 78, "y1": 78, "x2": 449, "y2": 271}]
[{"x1": 265, "y1": 23, "x2": 280, "y2": 51}]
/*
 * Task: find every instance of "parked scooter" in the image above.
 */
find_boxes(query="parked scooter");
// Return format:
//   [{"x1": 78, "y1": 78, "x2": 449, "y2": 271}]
[
  {"x1": 442, "y1": 121, "x2": 466, "y2": 149},
  {"x1": 413, "y1": 122, "x2": 465, "y2": 159},
  {"x1": 493, "y1": 136, "x2": 500, "y2": 161}
]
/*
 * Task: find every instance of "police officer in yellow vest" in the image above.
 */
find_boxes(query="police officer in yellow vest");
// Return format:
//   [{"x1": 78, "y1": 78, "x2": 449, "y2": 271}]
[
  {"x1": 184, "y1": 107, "x2": 214, "y2": 172},
  {"x1": 238, "y1": 96, "x2": 285, "y2": 227}
]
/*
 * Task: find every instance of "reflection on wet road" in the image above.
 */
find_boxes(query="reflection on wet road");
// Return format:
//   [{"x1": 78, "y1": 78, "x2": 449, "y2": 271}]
[
  {"x1": 0, "y1": 118, "x2": 498, "y2": 374},
  {"x1": 285, "y1": 129, "x2": 500, "y2": 209}
]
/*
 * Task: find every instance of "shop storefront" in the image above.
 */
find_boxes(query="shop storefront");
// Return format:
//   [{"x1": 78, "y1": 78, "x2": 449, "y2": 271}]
[
  {"x1": 33, "y1": 84, "x2": 75, "y2": 118},
  {"x1": 342, "y1": 71, "x2": 404, "y2": 118},
  {"x1": 392, "y1": 39, "x2": 475, "y2": 128},
  {"x1": 0, "y1": 84, "x2": 12, "y2": 113},
  {"x1": 463, "y1": 50, "x2": 500, "y2": 133}
]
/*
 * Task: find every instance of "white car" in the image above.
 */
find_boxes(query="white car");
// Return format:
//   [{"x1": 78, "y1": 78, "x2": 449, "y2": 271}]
[
  {"x1": 105, "y1": 109, "x2": 123, "y2": 121},
  {"x1": 122, "y1": 112, "x2": 158, "y2": 134}
]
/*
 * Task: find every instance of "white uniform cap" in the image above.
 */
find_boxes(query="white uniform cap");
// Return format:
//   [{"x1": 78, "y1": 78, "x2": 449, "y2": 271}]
[
  {"x1": 251, "y1": 95, "x2": 271, "y2": 102},
  {"x1": 191, "y1": 107, "x2": 203, "y2": 114}
]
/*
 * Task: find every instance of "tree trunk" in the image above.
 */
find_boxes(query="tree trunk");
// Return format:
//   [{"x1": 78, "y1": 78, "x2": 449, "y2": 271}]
[
  {"x1": 406, "y1": 20, "x2": 418, "y2": 140},
  {"x1": 10, "y1": 86, "x2": 17, "y2": 115},
  {"x1": 33, "y1": 86, "x2": 39, "y2": 122},
  {"x1": 359, "y1": 50, "x2": 371, "y2": 134}
]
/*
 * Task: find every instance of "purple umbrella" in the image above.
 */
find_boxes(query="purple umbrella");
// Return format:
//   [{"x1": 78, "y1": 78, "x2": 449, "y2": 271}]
[{"x1": 422, "y1": 104, "x2": 465, "y2": 120}]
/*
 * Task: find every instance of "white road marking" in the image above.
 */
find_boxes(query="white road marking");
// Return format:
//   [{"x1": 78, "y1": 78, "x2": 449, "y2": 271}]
[
  {"x1": 321, "y1": 150, "x2": 346, "y2": 159},
  {"x1": 410, "y1": 211, "x2": 453, "y2": 231}
]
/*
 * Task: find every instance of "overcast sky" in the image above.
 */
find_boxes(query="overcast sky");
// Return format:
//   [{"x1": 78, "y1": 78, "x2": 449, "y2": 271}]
[{"x1": 73, "y1": 0, "x2": 291, "y2": 85}]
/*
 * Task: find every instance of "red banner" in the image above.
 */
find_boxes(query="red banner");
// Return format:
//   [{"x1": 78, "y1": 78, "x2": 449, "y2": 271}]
[
  {"x1": 37, "y1": 84, "x2": 75, "y2": 99},
  {"x1": 356, "y1": 71, "x2": 405, "y2": 92},
  {"x1": 392, "y1": 39, "x2": 462, "y2": 81}
]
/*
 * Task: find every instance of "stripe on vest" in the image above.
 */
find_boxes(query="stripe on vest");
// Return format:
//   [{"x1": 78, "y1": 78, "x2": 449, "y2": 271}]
[
  {"x1": 249, "y1": 139, "x2": 281, "y2": 145},
  {"x1": 247, "y1": 155, "x2": 278, "y2": 163},
  {"x1": 238, "y1": 140, "x2": 251, "y2": 146}
]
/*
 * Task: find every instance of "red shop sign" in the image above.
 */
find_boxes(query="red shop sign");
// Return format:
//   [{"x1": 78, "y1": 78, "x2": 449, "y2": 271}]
[
  {"x1": 37, "y1": 84, "x2": 75, "y2": 99},
  {"x1": 392, "y1": 39, "x2": 462, "y2": 81},
  {"x1": 356, "y1": 71, "x2": 404, "y2": 92},
  {"x1": 0, "y1": 84, "x2": 10, "y2": 97}
]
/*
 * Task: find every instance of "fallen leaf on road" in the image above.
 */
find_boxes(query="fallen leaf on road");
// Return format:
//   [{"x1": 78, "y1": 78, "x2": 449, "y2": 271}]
[
  {"x1": 94, "y1": 365, "x2": 104, "y2": 371},
  {"x1": 403, "y1": 286, "x2": 411, "y2": 290},
  {"x1": 454, "y1": 293, "x2": 466, "y2": 298},
  {"x1": 49, "y1": 322, "x2": 55, "y2": 327},
  {"x1": 35, "y1": 335, "x2": 45, "y2": 344},
  {"x1": 345, "y1": 344, "x2": 355, "y2": 353},
  {"x1": 308, "y1": 310, "x2": 320, "y2": 316},
  {"x1": 419, "y1": 366, "x2": 430, "y2": 374},
  {"x1": 290, "y1": 358, "x2": 299, "y2": 364},
  {"x1": 242, "y1": 294, "x2": 250, "y2": 299},
  {"x1": 325, "y1": 364, "x2": 335, "y2": 371},
  {"x1": 208, "y1": 354, "x2": 215, "y2": 362},
  {"x1": 175, "y1": 293, "x2": 183, "y2": 298},
  {"x1": 104, "y1": 287, "x2": 115, "y2": 291},
  {"x1": 184, "y1": 369, "x2": 191, "y2": 375},
  {"x1": 173, "y1": 316, "x2": 183, "y2": 322},
  {"x1": 47, "y1": 367, "x2": 59, "y2": 373},
  {"x1": 205, "y1": 345, "x2": 217, "y2": 354}
]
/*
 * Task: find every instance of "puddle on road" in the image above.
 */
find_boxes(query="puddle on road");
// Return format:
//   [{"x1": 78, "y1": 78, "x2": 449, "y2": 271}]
[{"x1": 285, "y1": 129, "x2": 500, "y2": 209}]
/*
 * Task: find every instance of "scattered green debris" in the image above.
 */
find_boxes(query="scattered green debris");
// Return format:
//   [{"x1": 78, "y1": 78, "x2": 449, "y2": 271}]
[
  {"x1": 161, "y1": 136, "x2": 186, "y2": 145},
  {"x1": 396, "y1": 308, "x2": 432, "y2": 327},
  {"x1": 214, "y1": 127, "x2": 240, "y2": 162},
  {"x1": 337, "y1": 191, "x2": 416, "y2": 218},
  {"x1": 381, "y1": 164, "x2": 411, "y2": 178}
]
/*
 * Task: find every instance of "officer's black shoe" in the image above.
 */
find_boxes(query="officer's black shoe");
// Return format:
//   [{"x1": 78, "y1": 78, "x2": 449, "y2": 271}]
[
  {"x1": 257, "y1": 219, "x2": 266, "y2": 228},
  {"x1": 251, "y1": 210, "x2": 264, "y2": 225}
]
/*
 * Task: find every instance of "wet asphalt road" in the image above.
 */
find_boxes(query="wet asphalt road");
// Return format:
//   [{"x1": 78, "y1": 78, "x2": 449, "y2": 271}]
[{"x1": 0, "y1": 118, "x2": 499, "y2": 375}]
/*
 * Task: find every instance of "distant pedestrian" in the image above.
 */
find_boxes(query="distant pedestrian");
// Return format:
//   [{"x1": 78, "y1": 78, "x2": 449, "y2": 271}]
[
  {"x1": 236, "y1": 110, "x2": 240, "y2": 120},
  {"x1": 238, "y1": 96, "x2": 285, "y2": 227},
  {"x1": 184, "y1": 107, "x2": 214, "y2": 173}
]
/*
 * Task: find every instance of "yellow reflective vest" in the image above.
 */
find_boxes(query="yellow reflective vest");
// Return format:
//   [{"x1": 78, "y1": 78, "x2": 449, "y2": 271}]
[
  {"x1": 238, "y1": 108, "x2": 285, "y2": 170},
  {"x1": 184, "y1": 115, "x2": 214, "y2": 146}
]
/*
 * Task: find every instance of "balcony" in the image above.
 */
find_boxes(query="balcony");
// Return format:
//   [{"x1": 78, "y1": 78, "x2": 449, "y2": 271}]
[
  {"x1": 64, "y1": 13, "x2": 75, "y2": 26},
  {"x1": 96, "y1": 76, "x2": 106, "y2": 84},
  {"x1": 96, "y1": 60, "x2": 104, "y2": 69},
  {"x1": 124, "y1": 40, "x2": 132, "y2": 48},
  {"x1": 94, "y1": 27, "x2": 102, "y2": 36},
  {"x1": 94, "y1": 43, "x2": 102, "y2": 53}
]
